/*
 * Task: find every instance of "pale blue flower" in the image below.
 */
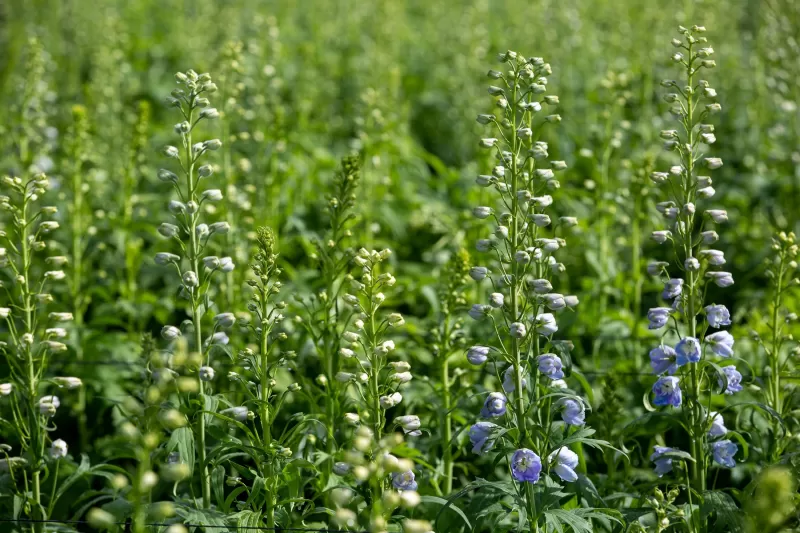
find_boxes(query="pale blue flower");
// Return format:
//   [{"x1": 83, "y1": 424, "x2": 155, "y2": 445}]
[
  {"x1": 556, "y1": 398, "x2": 585, "y2": 426},
  {"x1": 467, "y1": 346, "x2": 490, "y2": 365},
  {"x1": 537, "y1": 353, "x2": 564, "y2": 379},
  {"x1": 650, "y1": 446, "x2": 677, "y2": 476},
  {"x1": 705, "y1": 304, "x2": 731, "y2": 328},
  {"x1": 647, "y1": 307, "x2": 672, "y2": 330},
  {"x1": 511, "y1": 448, "x2": 542, "y2": 483},
  {"x1": 468, "y1": 304, "x2": 491, "y2": 320},
  {"x1": 708, "y1": 411, "x2": 727, "y2": 438},
  {"x1": 503, "y1": 366, "x2": 527, "y2": 393},
  {"x1": 662, "y1": 279, "x2": 683, "y2": 300},
  {"x1": 653, "y1": 376, "x2": 682, "y2": 407},
  {"x1": 548, "y1": 447, "x2": 579, "y2": 482},
  {"x1": 711, "y1": 440, "x2": 737, "y2": 468},
  {"x1": 481, "y1": 392, "x2": 507, "y2": 418},
  {"x1": 706, "y1": 271, "x2": 734, "y2": 287},
  {"x1": 718, "y1": 365, "x2": 742, "y2": 394},
  {"x1": 468, "y1": 422, "x2": 498, "y2": 455},
  {"x1": 534, "y1": 313, "x2": 558, "y2": 335},
  {"x1": 675, "y1": 337, "x2": 701, "y2": 366},
  {"x1": 650, "y1": 346, "x2": 678, "y2": 375},
  {"x1": 706, "y1": 331, "x2": 734, "y2": 358},
  {"x1": 391, "y1": 470, "x2": 418, "y2": 490}
]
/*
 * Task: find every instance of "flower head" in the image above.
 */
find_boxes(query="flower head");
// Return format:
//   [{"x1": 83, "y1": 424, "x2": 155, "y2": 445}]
[
  {"x1": 467, "y1": 346, "x2": 490, "y2": 365},
  {"x1": 511, "y1": 448, "x2": 542, "y2": 483},
  {"x1": 537, "y1": 353, "x2": 564, "y2": 379},
  {"x1": 653, "y1": 376, "x2": 682, "y2": 407},
  {"x1": 649, "y1": 346, "x2": 678, "y2": 375},
  {"x1": 392, "y1": 471, "x2": 418, "y2": 491},
  {"x1": 480, "y1": 392, "x2": 507, "y2": 418},
  {"x1": 718, "y1": 365, "x2": 742, "y2": 394},
  {"x1": 711, "y1": 440, "x2": 738, "y2": 468},
  {"x1": 534, "y1": 313, "x2": 558, "y2": 335},
  {"x1": 705, "y1": 304, "x2": 731, "y2": 328},
  {"x1": 708, "y1": 411, "x2": 727, "y2": 438},
  {"x1": 650, "y1": 446, "x2": 677, "y2": 476},
  {"x1": 705, "y1": 331, "x2": 734, "y2": 358},
  {"x1": 502, "y1": 366, "x2": 527, "y2": 393},
  {"x1": 556, "y1": 398, "x2": 585, "y2": 426},
  {"x1": 50, "y1": 439, "x2": 68, "y2": 459},
  {"x1": 548, "y1": 447, "x2": 579, "y2": 482},
  {"x1": 662, "y1": 279, "x2": 683, "y2": 300},
  {"x1": 468, "y1": 422, "x2": 498, "y2": 455},
  {"x1": 647, "y1": 307, "x2": 672, "y2": 330},
  {"x1": 675, "y1": 337, "x2": 701, "y2": 366}
]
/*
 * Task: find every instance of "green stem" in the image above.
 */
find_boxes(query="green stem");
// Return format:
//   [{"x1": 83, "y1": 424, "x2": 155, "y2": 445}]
[{"x1": 441, "y1": 349, "x2": 453, "y2": 495}]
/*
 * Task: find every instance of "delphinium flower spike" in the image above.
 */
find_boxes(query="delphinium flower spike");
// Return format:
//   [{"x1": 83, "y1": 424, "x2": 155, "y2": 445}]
[
  {"x1": 645, "y1": 25, "x2": 740, "y2": 496},
  {"x1": 466, "y1": 50, "x2": 608, "y2": 530},
  {"x1": 154, "y1": 69, "x2": 229, "y2": 509}
]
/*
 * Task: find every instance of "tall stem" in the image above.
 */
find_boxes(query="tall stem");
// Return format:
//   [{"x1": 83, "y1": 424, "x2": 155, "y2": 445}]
[{"x1": 441, "y1": 346, "x2": 453, "y2": 495}]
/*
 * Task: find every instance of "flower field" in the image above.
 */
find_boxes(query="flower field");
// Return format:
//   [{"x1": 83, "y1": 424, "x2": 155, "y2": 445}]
[{"x1": 1, "y1": 0, "x2": 799, "y2": 532}]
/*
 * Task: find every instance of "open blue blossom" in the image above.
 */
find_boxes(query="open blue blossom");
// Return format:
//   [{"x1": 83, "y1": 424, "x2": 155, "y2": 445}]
[
  {"x1": 480, "y1": 392, "x2": 507, "y2": 418},
  {"x1": 537, "y1": 353, "x2": 564, "y2": 379},
  {"x1": 468, "y1": 422, "x2": 498, "y2": 455},
  {"x1": 718, "y1": 365, "x2": 742, "y2": 395},
  {"x1": 556, "y1": 398, "x2": 585, "y2": 426},
  {"x1": 548, "y1": 447, "x2": 579, "y2": 482},
  {"x1": 650, "y1": 446, "x2": 677, "y2": 477},
  {"x1": 653, "y1": 376, "x2": 682, "y2": 407},
  {"x1": 705, "y1": 331, "x2": 734, "y2": 358},
  {"x1": 675, "y1": 337, "x2": 701, "y2": 366},
  {"x1": 533, "y1": 313, "x2": 558, "y2": 335},
  {"x1": 391, "y1": 470, "x2": 418, "y2": 491},
  {"x1": 662, "y1": 278, "x2": 683, "y2": 300},
  {"x1": 711, "y1": 440, "x2": 738, "y2": 468},
  {"x1": 502, "y1": 366, "x2": 527, "y2": 393},
  {"x1": 467, "y1": 346, "x2": 490, "y2": 365},
  {"x1": 647, "y1": 307, "x2": 672, "y2": 330},
  {"x1": 649, "y1": 346, "x2": 678, "y2": 375},
  {"x1": 511, "y1": 448, "x2": 542, "y2": 483},
  {"x1": 708, "y1": 411, "x2": 727, "y2": 438},
  {"x1": 705, "y1": 304, "x2": 731, "y2": 328}
]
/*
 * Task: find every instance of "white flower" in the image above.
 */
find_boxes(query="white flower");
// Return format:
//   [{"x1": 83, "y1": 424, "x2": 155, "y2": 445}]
[
  {"x1": 0, "y1": 383, "x2": 12, "y2": 395},
  {"x1": 53, "y1": 377, "x2": 82, "y2": 389},
  {"x1": 50, "y1": 439, "x2": 68, "y2": 459},
  {"x1": 221, "y1": 407, "x2": 248, "y2": 421},
  {"x1": 199, "y1": 366, "x2": 215, "y2": 381},
  {"x1": 161, "y1": 326, "x2": 181, "y2": 340},
  {"x1": 38, "y1": 396, "x2": 60, "y2": 416}
]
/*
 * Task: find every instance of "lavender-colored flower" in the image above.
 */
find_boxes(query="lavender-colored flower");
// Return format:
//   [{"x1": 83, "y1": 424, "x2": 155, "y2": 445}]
[
  {"x1": 718, "y1": 365, "x2": 742, "y2": 394},
  {"x1": 650, "y1": 446, "x2": 677, "y2": 476},
  {"x1": 699, "y1": 249, "x2": 725, "y2": 265},
  {"x1": 509, "y1": 322, "x2": 527, "y2": 338},
  {"x1": 705, "y1": 304, "x2": 731, "y2": 328},
  {"x1": 647, "y1": 261, "x2": 668, "y2": 276},
  {"x1": 537, "y1": 353, "x2": 564, "y2": 379},
  {"x1": 653, "y1": 376, "x2": 682, "y2": 407},
  {"x1": 662, "y1": 279, "x2": 683, "y2": 300},
  {"x1": 468, "y1": 422, "x2": 498, "y2": 455},
  {"x1": 706, "y1": 331, "x2": 734, "y2": 358},
  {"x1": 468, "y1": 304, "x2": 491, "y2": 320},
  {"x1": 556, "y1": 398, "x2": 585, "y2": 426},
  {"x1": 502, "y1": 366, "x2": 527, "y2": 393},
  {"x1": 511, "y1": 448, "x2": 542, "y2": 483},
  {"x1": 534, "y1": 313, "x2": 558, "y2": 335},
  {"x1": 708, "y1": 411, "x2": 727, "y2": 438},
  {"x1": 469, "y1": 267, "x2": 489, "y2": 281},
  {"x1": 467, "y1": 346, "x2": 490, "y2": 365},
  {"x1": 711, "y1": 440, "x2": 738, "y2": 468},
  {"x1": 481, "y1": 392, "x2": 507, "y2": 418},
  {"x1": 548, "y1": 447, "x2": 579, "y2": 482},
  {"x1": 675, "y1": 337, "x2": 701, "y2": 366},
  {"x1": 647, "y1": 307, "x2": 672, "y2": 330},
  {"x1": 652, "y1": 230, "x2": 672, "y2": 244},
  {"x1": 392, "y1": 471, "x2": 418, "y2": 491},
  {"x1": 706, "y1": 271, "x2": 734, "y2": 287},
  {"x1": 650, "y1": 346, "x2": 678, "y2": 375}
]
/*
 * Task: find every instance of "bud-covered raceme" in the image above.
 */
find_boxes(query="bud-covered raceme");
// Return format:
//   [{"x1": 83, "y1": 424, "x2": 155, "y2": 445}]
[
  {"x1": 466, "y1": 50, "x2": 595, "y2": 527},
  {"x1": 644, "y1": 26, "x2": 739, "y2": 498}
]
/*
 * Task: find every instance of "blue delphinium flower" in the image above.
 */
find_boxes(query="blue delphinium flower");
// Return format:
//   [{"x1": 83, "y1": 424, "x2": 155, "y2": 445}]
[
  {"x1": 391, "y1": 470, "x2": 418, "y2": 491},
  {"x1": 650, "y1": 445, "x2": 677, "y2": 477},
  {"x1": 467, "y1": 345, "x2": 490, "y2": 365},
  {"x1": 705, "y1": 304, "x2": 731, "y2": 328},
  {"x1": 649, "y1": 346, "x2": 678, "y2": 375},
  {"x1": 533, "y1": 313, "x2": 558, "y2": 335},
  {"x1": 708, "y1": 411, "x2": 727, "y2": 438},
  {"x1": 718, "y1": 365, "x2": 742, "y2": 394},
  {"x1": 537, "y1": 353, "x2": 564, "y2": 379},
  {"x1": 706, "y1": 271, "x2": 734, "y2": 287},
  {"x1": 662, "y1": 278, "x2": 683, "y2": 300},
  {"x1": 675, "y1": 337, "x2": 701, "y2": 366},
  {"x1": 647, "y1": 307, "x2": 672, "y2": 330},
  {"x1": 511, "y1": 448, "x2": 542, "y2": 483},
  {"x1": 468, "y1": 422, "x2": 498, "y2": 454},
  {"x1": 480, "y1": 392, "x2": 507, "y2": 418},
  {"x1": 548, "y1": 447, "x2": 579, "y2": 482},
  {"x1": 502, "y1": 365, "x2": 527, "y2": 393},
  {"x1": 711, "y1": 440, "x2": 738, "y2": 468},
  {"x1": 653, "y1": 376, "x2": 682, "y2": 407},
  {"x1": 705, "y1": 331, "x2": 734, "y2": 358},
  {"x1": 556, "y1": 398, "x2": 585, "y2": 426}
]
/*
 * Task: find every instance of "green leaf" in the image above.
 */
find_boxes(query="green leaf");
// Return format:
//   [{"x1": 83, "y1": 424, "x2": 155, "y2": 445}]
[
  {"x1": 211, "y1": 464, "x2": 226, "y2": 509},
  {"x1": 167, "y1": 427, "x2": 196, "y2": 477},
  {"x1": 421, "y1": 495, "x2": 472, "y2": 530},
  {"x1": 701, "y1": 491, "x2": 743, "y2": 532}
]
